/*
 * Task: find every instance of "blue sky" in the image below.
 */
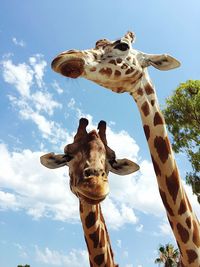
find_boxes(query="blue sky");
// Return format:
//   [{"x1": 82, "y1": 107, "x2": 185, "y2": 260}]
[{"x1": 0, "y1": 1, "x2": 200, "y2": 266}]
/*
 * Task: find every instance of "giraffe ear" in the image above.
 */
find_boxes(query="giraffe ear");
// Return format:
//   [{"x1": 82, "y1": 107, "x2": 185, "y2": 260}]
[
  {"x1": 142, "y1": 53, "x2": 181, "y2": 70},
  {"x1": 109, "y1": 159, "x2": 139, "y2": 175},
  {"x1": 40, "y1": 152, "x2": 72, "y2": 169}
]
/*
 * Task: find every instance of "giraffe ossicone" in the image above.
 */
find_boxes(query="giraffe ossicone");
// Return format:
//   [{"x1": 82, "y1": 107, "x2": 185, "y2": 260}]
[{"x1": 50, "y1": 32, "x2": 200, "y2": 266}]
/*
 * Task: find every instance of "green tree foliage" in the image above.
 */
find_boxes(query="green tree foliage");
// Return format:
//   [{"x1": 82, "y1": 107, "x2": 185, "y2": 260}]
[
  {"x1": 154, "y1": 243, "x2": 180, "y2": 267},
  {"x1": 17, "y1": 265, "x2": 30, "y2": 267},
  {"x1": 163, "y1": 80, "x2": 200, "y2": 203}
]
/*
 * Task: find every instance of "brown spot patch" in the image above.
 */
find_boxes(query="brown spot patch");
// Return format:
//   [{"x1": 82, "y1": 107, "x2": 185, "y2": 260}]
[
  {"x1": 144, "y1": 83, "x2": 154, "y2": 95},
  {"x1": 159, "y1": 189, "x2": 174, "y2": 216},
  {"x1": 151, "y1": 100, "x2": 155, "y2": 106},
  {"x1": 137, "y1": 88, "x2": 144, "y2": 96},
  {"x1": 151, "y1": 155, "x2": 161, "y2": 177},
  {"x1": 166, "y1": 167, "x2": 180, "y2": 203},
  {"x1": 99, "y1": 68, "x2": 112, "y2": 76},
  {"x1": 89, "y1": 226, "x2": 101, "y2": 248},
  {"x1": 193, "y1": 220, "x2": 200, "y2": 247},
  {"x1": 116, "y1": 87, "x2": 124, "y2": 93},
  {"x1": 154, "y1": 112, "x2": 164, "y2": 126},
  {"x1": 92, "y1": 53, "x2": 98, "y2": 60},
  {"x1": 90, "y1": 67, "x2": 97, "y2": 72},
  {"x1": 143, "y1": 125, "x2": 150, "y2": 141},
  {"x1": 125, "y1": 68, "x2": 134, "y2": 75},
  {"x1": 94, "y1": 254, "x2": 105, "y2": 265},
  {"x1": 85, "y1": 211, "x2": 97, "y2": 228},
  {"x1": 130, "y1": 72, "x2": 142, "y2": 84},
  {"x1": 116, "y1": 58, "x2": 122, "y2": 63},
  {"x1": 177, "y1": 223, "x2": 189, "y2": 243},
  {"x1": 178, "y1": 199, "x2": 187, "y2": 215},
  {"x1": 114, "y1": 70, "x2": 121, "y2": 77},
  {"x1": 186, "y1": 249, "x2": 198, "y2": 264},
  {"x1": 141, "y1": 101, "x2": 150, "y2": 117},
  {"x1": 121, "y1": 63, "x2": 128, "y2": 69},
  {"x1": 109, "y1": 59, "x2": 117, "y2": 65},
  {"x1": 154, "y1": 136, "x2": 170, "y2": 163},
  {"x1": 185, "y1": 216, "x2": 192, "y2": 229},
  {"x1": 126, "y1": 56, "x2": 131, "y2": 61}
]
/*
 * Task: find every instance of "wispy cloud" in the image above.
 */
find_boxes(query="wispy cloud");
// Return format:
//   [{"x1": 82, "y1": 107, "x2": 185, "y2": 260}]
[
  {"x1": 1, "y1": 55, "x2": 65, "y2": 145},
  {"x1": 52, "y1": 80, "x2": 64, "y2": 94},
  {"x1": 1, "y1": 55, "x2": 47, "y2": 97},
  {"x1": 2, "y1": 59, "x2": 33, "y2": 97},
  {"x1": 158, "y1": 222, "x2": 173, "y2": 236},
  {"x1": 14, "y1": 243, "x2": 28, "y2": 258},
  {"x1": 12, "y1": 37, "x2": 26, "y2": 47},
  {"x1": 35, "y1": 246, "x2": 89, "y2": 267},
  {"x1": 29, "y1": 54, "x2": 47, "y2": 88}
]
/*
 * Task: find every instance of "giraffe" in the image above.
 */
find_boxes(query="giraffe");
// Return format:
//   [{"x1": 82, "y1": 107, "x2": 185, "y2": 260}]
[
  {"x1": 40, "y1": 118, "x2": 139, "y2": 267},
  {"x1": 50, "y1": 31, "x2": 200, "y2": 266}
]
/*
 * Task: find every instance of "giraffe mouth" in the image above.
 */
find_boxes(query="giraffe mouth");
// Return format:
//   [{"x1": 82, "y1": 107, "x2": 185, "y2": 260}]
[
  {"x1": 77, "y1": 192, "x2": 106, "y2": 204},
  {"x1": 51, "y1": 54, "x2": 85, "y2": 78},
  {"x1": 76, "y1": 178, "x2": 109, "y2": 204}
]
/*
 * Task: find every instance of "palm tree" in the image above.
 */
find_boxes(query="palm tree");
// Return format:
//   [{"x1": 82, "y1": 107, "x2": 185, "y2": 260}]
[{"x1": 154, "y1": 243, "x2": 180, "y2": 267}]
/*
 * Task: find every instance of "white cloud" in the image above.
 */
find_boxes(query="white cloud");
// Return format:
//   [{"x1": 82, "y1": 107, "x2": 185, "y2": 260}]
[
  {"x1": 31, "y1": 91, "x2": 62, "y2": 115},
  {"x1": 108, "y1": 160, "x2": 164, "y2": 216},
  {"x1": 35, "y1": 246, "x2": 89, "y2": 267},
  {"x1": 1, "y1": 55, "x2": 48, "y2": 98},
  {"x1": 12, "y1": 37, "x2": 26, "y2": 47},
  {"x1": 29, "y1": 54, "x2": 47, "y2": 88},
  {"x1": 0, "y1": 191, "x2": 18, "y2": 210},
  {"x1": 1, "y1": 55, "x2": 65, "y2": 145},
  {"x1": 52, "y1": 80, "x2": 64, "y2": 94},
  {"x1": 158, "y1": 222, "x2": 173, "y2": 236},
  {"x1": 0, "y1": 143, "x2": 78, "y2": 221},
  {"x1": 1, "y1": 59, "x2": 33, "y2": 97},
  {"x1": 102, "y1": 198, "x2": 138, "y2": 229}
]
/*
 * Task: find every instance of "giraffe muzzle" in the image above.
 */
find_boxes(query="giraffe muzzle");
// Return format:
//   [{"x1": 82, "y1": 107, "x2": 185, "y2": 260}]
[
  {"x1": 51, "y1": 52, "x2": 85, "y2": 78},
  {"x1": 77, "y1": 176, "x2": 109, "y2": 204},
  {"x1": 59, "y1": 58, "x2": 85, "y2": 78}
]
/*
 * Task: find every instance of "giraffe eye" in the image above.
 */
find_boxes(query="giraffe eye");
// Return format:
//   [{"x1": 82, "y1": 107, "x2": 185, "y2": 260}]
[{"x1": 114, "y1": 42, "x2": 129, "y2": 51}]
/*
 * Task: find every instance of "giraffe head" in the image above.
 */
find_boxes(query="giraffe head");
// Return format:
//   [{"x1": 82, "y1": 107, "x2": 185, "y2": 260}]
[
  {"x1": 40, "y1": 118, "x2": 139, "y2": 204},
  {"x1": 51, "y1": 31, "x2": 180, "y2": 93}
]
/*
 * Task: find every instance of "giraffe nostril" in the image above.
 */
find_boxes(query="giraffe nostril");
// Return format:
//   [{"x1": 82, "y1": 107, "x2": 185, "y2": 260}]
[{"x1": 84, "y1": 168, "x2": 107, "y2": 178}]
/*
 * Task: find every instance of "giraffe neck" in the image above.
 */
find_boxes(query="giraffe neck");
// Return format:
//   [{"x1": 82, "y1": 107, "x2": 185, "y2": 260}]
[
  {"x1": 130, "y1": 79, "x2": 200, "y2": 266},
  {"x1": 79, "y1": 200, "x2": 118, "y2": 267}
]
